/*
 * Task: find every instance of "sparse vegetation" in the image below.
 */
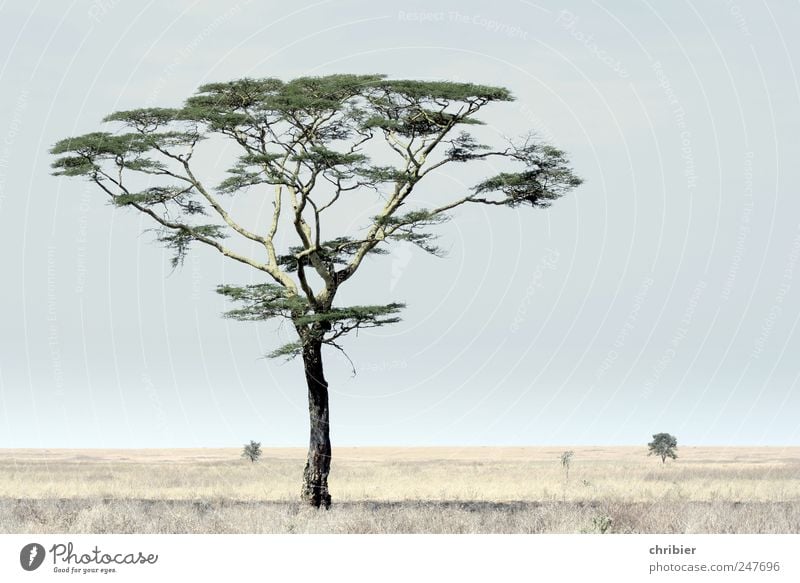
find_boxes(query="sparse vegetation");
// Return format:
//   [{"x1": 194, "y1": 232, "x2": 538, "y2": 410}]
[
  {"x1": 0, "y1": 447, "x2": 797, "y2": 534},
  {"x1": 592, "y1": 514, "x2": 613, "y2": 534},
  {"x1": 3, "y1": 498, "x2": 799, "y2": 534}
]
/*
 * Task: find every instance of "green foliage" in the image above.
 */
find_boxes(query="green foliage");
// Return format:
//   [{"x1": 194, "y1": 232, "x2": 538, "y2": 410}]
[
  {"x1": 118, "y1": 158, "x2": 167, "y2": 173},
  {"x1": 181, "y1": 74, "x2": 387, "y2": 133},
  {"x1": 217, "y1": 168, "x2": 272, "y2": 194},
  {"x1": 473, "y1": 141, "x2": 583, "y2": 208},
  {"x1": 446, "y1": 131, "x2": 490, "y2": 162},
  {"x1": 362, "y1": 109, "x2": 482, "y2": 137},
  {"x1": 648, "y1": 433, "x2": 678, "y2": 464},
  {"x1": 157, "y1": 225, "x2": 227, "y2": 269},
  {"x1": 291, "y1": 146, "x2": 368, "y2": 170},
  {"x1": 356, "y1": 165, "x2": 412, "y2": 184},
  {"x1": 180, "y1": 78, "x2": 284, "y2": 129},
  {"x1": 357, "y1": 79, "x2": 512, "y2": 139},
  {"x1": 192, "y1": 77, "x2": 285, "y2": 108},
  {"x1": 216, "y1": 152, "x2": 293, "y2": 194},
  {"x1": 378, "y1": 79, "x2": 514, "y2": 102},
  {"x1": 216, "y1": 284, "x2": 309, "y2": 321},
  {"x1": 51, "y1": 73, "x2": 582, "y2": 367},
  {"x1": 50, "y1": 155, "x2": 99, "y2": 177},
  {"x1": 50, "y1": 130, "x2": 200, "y2": 181},
  {"x1": 241, "y1": 440, "x2": 262, "y2": 463},
  {"x1": 592, "y1": 514, "x2": 613, "y2": 534},
  {"x1": 294, "y1": 303, "x2": 404, "y2": 328},
  {"x1": 138, "y1": 130, "x2": 202, "y2": 149},
  {"x1": 103, "y1": 108, "x2": 181, "y2": 129},
  {"x1": 51, "y1": 132, "x2": 148, "y2": 157},
  {"x1": 267, "y1": 341, "x2": 305, "y2": 360},
  {"x1": 217, "y1": 282, "x2": 405, "y2": 359},
  {"x1": 114, "y1": 186, "x2": 205, "y2": 215},
  {"x1": 51, "y1": 133, "x2": 145, "y2": 177},
  {"x1": 273, "y1": 74, "x2": 385, "y2": 113},
  {"x1": 375, "y1": 209, "x2": 450, "y2": 256}
]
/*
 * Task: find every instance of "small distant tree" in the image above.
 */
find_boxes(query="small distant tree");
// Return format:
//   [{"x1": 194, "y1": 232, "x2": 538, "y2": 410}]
[
  {"x1": 242, "y1": 440, "x2": 262, "y2": 463},
  {"x1": 647, "y1": 433, "x2": 677, "y2": 464},
  {"x1": 560, "y1": 450, "x2": 574, "y2": 480}
]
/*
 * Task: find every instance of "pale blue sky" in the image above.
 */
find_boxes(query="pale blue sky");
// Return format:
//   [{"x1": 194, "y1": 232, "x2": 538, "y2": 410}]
[{"x1": 0, "y1": 0, "x2": 798, "y2": 447}]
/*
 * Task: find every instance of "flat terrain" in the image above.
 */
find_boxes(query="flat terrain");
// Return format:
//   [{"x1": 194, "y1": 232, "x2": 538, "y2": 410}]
[{"x1": 1, "y1": 447, "x2": 798, "y2": 533}]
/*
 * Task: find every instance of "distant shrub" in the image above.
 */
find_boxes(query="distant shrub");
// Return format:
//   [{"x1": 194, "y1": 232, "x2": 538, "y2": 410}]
[
  {"x1": 592, "y1": 514, "x2": 613, "y2": 534},
  {"x1": 648, "y1": 433, "x2": 678, "y2": 464},
  {"x1": 242, "y1": 440, "x2": 262, "y2": 463},
  {"x1": 560, "y1": 451, "x2": 574, "y2": 481}
]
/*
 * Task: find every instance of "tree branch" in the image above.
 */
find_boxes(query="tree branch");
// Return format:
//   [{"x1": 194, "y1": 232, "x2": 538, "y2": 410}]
[{"x1": 91, "y1": 172, "x2": 295, "y2": 290}]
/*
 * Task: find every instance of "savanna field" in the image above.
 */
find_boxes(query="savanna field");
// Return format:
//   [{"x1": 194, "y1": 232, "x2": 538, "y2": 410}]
[{"x1": 1, "y1": 447, "x2": 798, "y2": 534}]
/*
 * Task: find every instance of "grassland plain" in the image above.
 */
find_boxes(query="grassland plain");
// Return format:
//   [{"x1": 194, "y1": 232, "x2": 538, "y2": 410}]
[{"x1": 0, "y1": 447, "x2": 798, "y2": 534}]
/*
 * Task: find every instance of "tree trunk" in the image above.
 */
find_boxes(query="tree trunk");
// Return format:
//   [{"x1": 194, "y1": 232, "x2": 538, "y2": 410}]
[{"x1": 300, "y1": 340, "x2": 332, "y2": 508}]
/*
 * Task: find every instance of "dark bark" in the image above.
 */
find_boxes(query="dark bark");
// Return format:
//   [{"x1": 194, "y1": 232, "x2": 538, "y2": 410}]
[{"x1": 300, "y1": 340, "x2": 332, "y2": 508}]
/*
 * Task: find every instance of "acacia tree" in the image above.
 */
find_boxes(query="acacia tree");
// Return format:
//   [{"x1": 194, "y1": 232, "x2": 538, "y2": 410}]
[
  {"x1": 51, "y1": 74, "x2": 582, "y2": 508},
  {"x1": 648, "y1": 432, "x2": 678, "y2": 464}
]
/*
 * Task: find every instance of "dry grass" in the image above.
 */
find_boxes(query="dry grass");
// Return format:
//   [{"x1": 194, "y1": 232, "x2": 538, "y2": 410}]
[{"x1": 0, "y1": 447, "x2": 798, "y2": 533}]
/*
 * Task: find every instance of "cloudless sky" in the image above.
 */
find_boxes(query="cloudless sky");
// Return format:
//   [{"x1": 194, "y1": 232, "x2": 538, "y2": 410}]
[{"x1": 0, "y1": 0, "x2": 798, "y2": 448}]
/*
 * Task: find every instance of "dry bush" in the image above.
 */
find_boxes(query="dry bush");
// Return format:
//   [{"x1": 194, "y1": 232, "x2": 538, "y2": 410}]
[{"x1": 1, "y1": 498, "x2": 798, "y2": 534}]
